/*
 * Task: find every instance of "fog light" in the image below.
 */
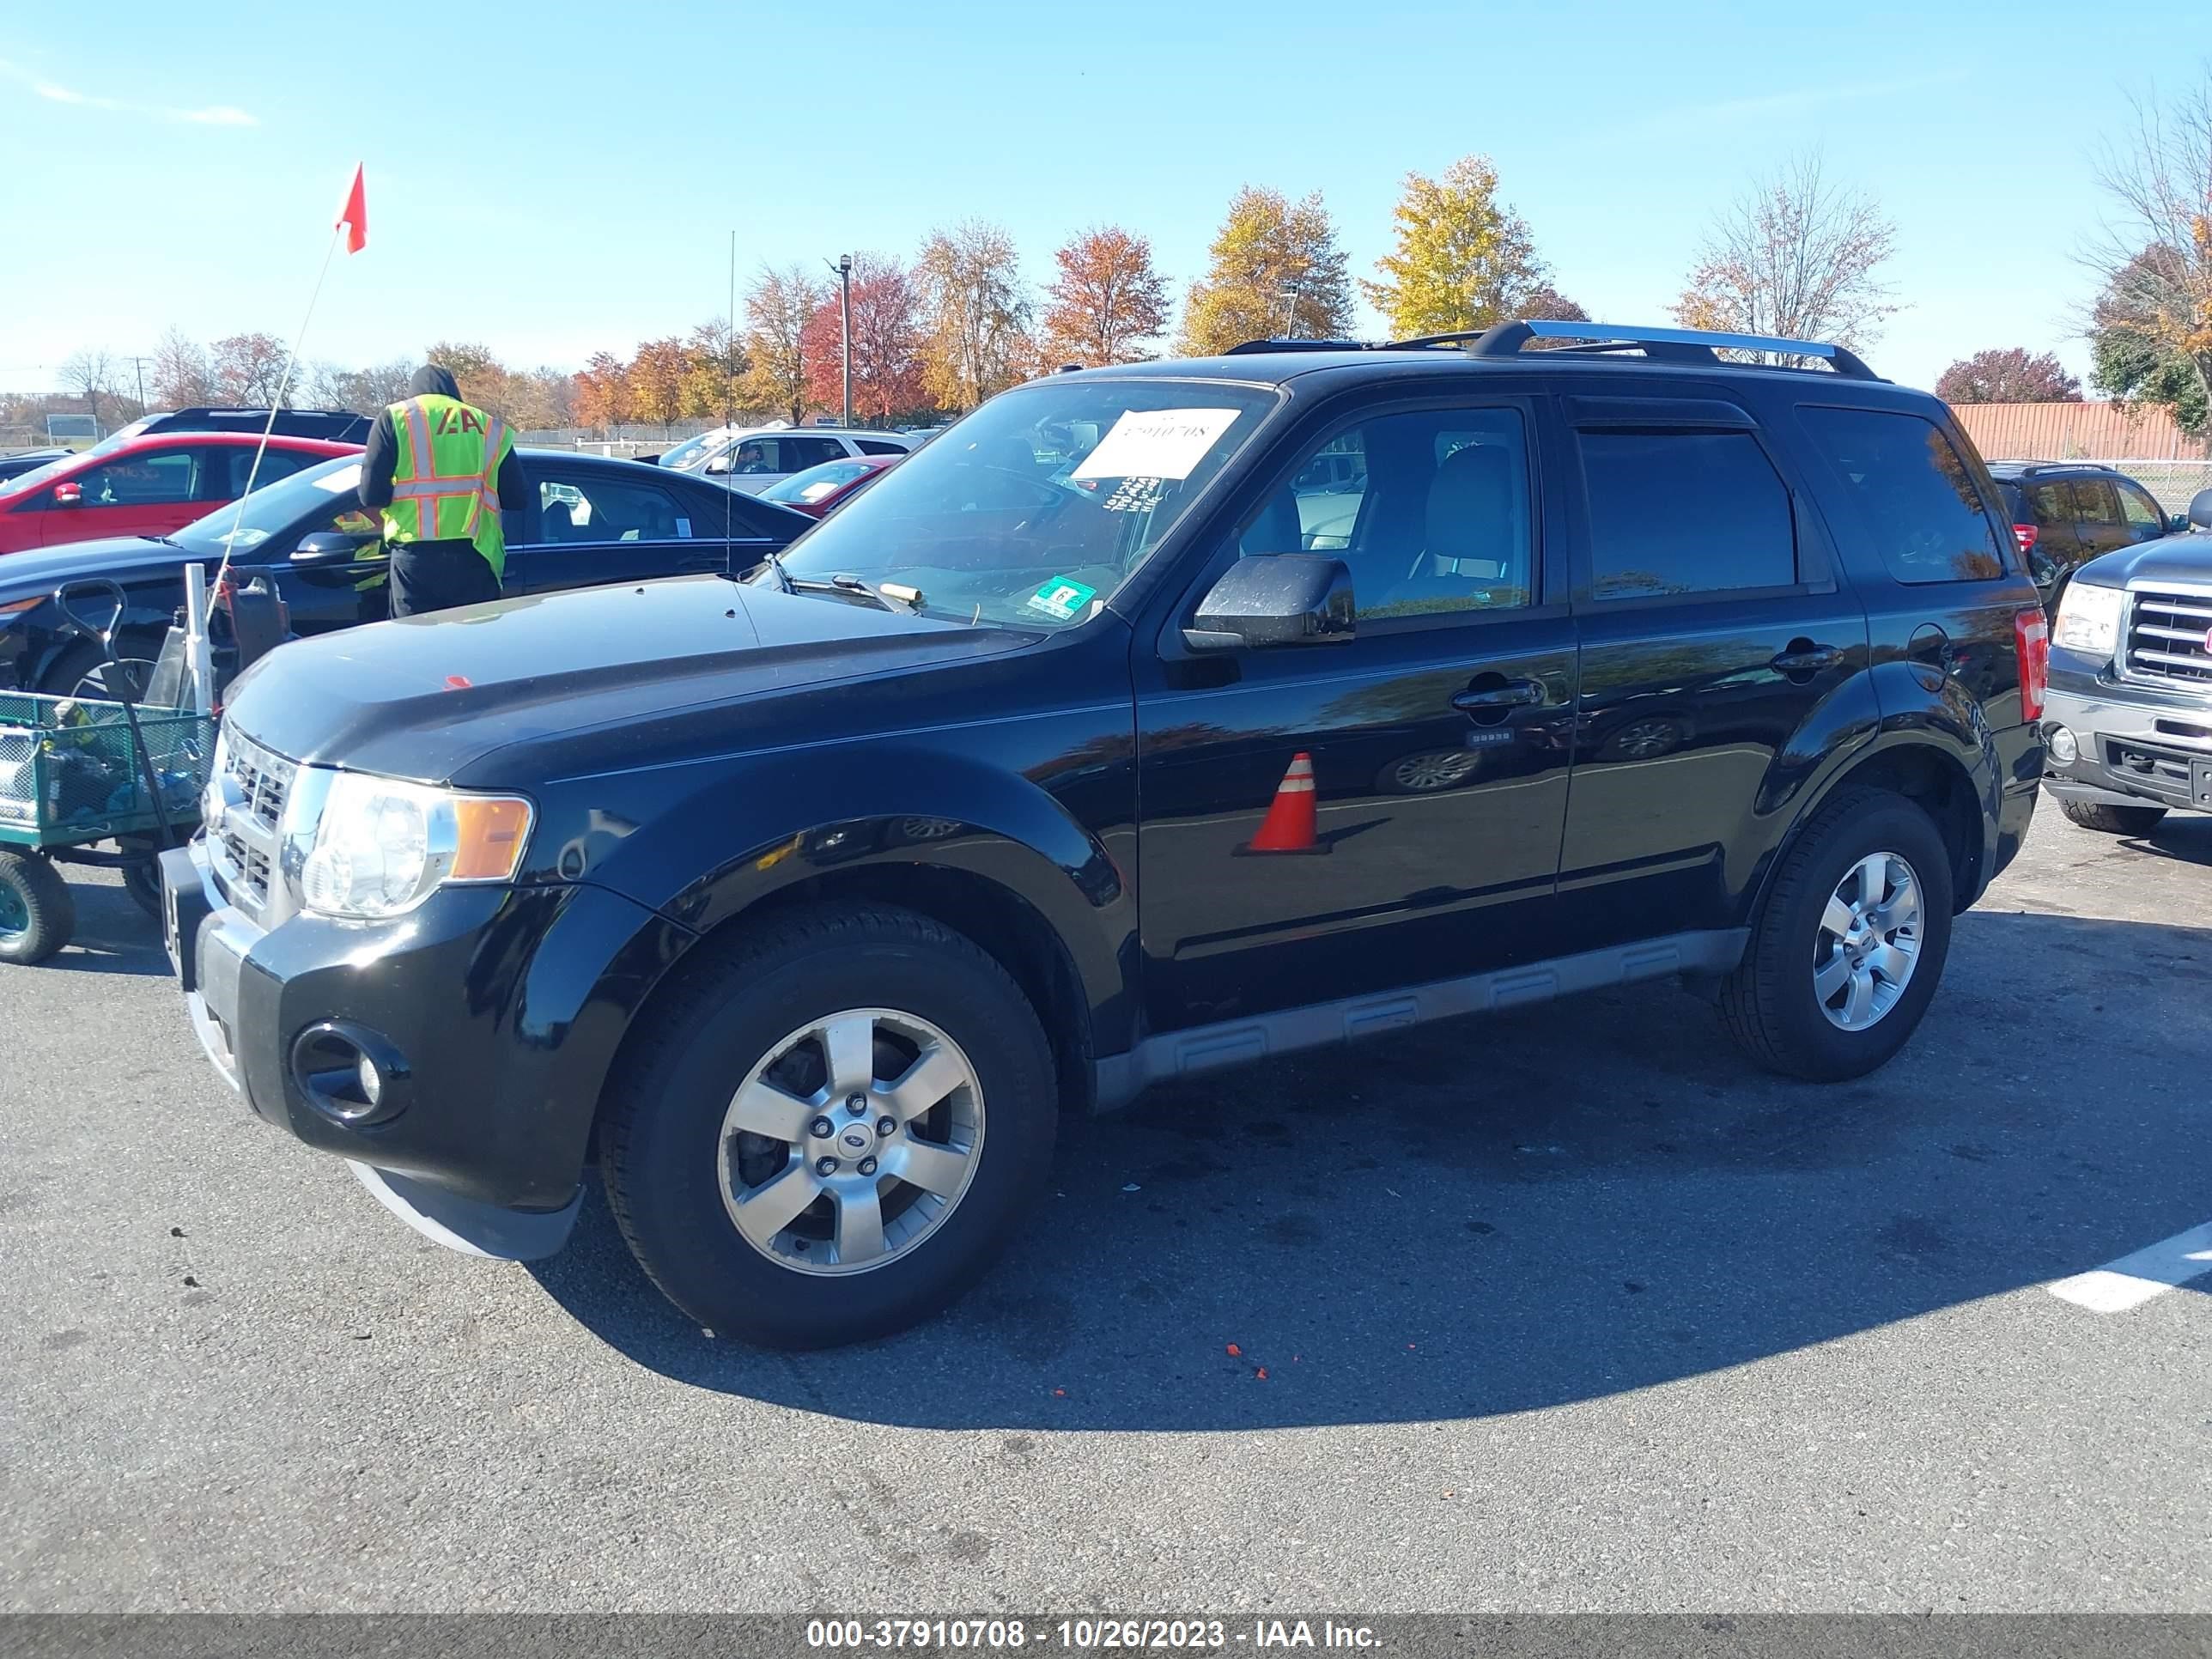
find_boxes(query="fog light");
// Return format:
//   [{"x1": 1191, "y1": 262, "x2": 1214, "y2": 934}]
[
  {"x1": 2049, "y1": 725, "x2": 2079, "y2": 764},
  {"x1": 289, "y1": 1020, "x2": 410, "y2": 1127}
]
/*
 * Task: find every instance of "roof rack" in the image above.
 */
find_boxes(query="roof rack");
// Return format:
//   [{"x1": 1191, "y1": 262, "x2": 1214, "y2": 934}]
[
  {"x1": 1222, "y1": 337, "x2": 1371, "y2": 356},
  {"x1": 1392, "y1": 319, "x2": 1881, "y2": 380}
]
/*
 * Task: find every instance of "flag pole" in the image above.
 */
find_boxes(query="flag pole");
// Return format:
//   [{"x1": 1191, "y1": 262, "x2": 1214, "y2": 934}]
[
  {"x1": 195, "y1": 164, "x2": 362, "y2": 712},
  {"x1": 209, "y1": 222, "x2": 343, "y2": 600}
]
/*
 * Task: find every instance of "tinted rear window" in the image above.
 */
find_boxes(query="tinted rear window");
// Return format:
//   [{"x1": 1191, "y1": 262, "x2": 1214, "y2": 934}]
[
  {"x1": 1799, "y1": 406, "x2": 2007, "y2": 583},
  {"x1": 1578, "y1": 429, "x2": 1796, "y2": 599}
]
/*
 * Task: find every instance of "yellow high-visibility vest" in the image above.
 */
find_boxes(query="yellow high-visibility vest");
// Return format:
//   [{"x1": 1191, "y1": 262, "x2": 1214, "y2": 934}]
[{"x1": 381, "y1": 393, "x2": 513, "y2": 576}]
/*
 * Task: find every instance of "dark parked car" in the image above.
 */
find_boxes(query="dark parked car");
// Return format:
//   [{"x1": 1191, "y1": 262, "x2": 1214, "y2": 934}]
[
  {"x1": 2041, "y1": 486, "x2": 2212, "y2": 835},
  {"x1": 111, "y1": 406, "x2": 373, "y2": 445},
  {"x1": 0, "y1": 450, "x2": 811, "y2": 697},
  {"x1": 0, "y1": 448, "x2": 70, "y2": 483},
  {"x1": 1986, "y1": 461, "x2": 2184, "y2": 609},
  {"x1": 162, "y1": 319, "x2": 2045, "y2": 1348}
]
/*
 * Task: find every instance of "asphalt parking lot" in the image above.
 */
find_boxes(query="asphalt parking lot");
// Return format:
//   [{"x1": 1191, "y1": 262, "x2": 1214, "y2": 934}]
[{"x1": 3, "y1": 802, "x2": 2209, "y2": 1613}]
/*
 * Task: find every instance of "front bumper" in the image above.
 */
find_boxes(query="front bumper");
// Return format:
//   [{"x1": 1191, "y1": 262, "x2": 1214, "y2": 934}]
[
  {"x1": 161, "y1": 838, "x2": 684, "y2": 1259},
  {"x1": 2040, "y1": 670, "x2": 2212, "y2": 814}
]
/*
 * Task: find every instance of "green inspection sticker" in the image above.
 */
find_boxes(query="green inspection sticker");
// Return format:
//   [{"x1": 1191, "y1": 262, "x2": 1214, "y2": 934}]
[{"x1": 1025, "y1": 576, "x2": 1097, "y2": 621}]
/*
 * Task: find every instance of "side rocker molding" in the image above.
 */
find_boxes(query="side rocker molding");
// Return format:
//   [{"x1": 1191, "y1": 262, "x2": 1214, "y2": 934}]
[{"x1": 1093, "y1": 928, "x2": 1749, "y2": 1110}]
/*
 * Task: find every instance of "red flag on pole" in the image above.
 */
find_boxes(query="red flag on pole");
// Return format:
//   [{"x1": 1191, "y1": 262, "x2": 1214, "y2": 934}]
[{"x1": 336, "y1": 164, "x2": 368, "y2": 254}]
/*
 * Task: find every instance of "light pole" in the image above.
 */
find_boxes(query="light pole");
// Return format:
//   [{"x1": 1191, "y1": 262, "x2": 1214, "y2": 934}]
[{"x1": 829, "y1": 254, "x2": 854, "y2": 428}]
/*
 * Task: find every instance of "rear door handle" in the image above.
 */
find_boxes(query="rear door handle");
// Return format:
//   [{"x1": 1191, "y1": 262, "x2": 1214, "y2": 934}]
[
  {"x1": 1451, "y1": 678, "x2": 1546, "y2": 712},
  {"x1": 1771, "y1": 644, "x2": 1844, "y2": 674}
]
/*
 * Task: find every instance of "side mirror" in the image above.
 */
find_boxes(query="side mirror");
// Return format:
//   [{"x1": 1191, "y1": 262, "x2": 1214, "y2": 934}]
[
  {"x1": 1182, "y1": 554, "x2": 1354, "y2": 653},
  {"x1": 2189, "y1": 489, "x2": 2212, "y2": 532},
  {"x1": 290, "y1": 529, "x2": 369, "y2": 566},
  {"x1": 704, "y1": 455, "x2": 732, "y2": 475},
  {"x1": 52, "y1": 482, "x2": 82, "y2": 507}
]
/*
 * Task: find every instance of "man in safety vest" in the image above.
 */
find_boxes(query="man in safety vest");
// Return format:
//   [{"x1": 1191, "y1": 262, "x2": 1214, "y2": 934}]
[{"x1": 357, "y1": 365, "x2": 526, "y2": 618}]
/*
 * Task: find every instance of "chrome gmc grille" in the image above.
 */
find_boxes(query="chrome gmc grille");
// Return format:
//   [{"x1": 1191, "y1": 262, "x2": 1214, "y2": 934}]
[{"x1": 2126, "y1": 586, "x2": 2212, "y2": 686}]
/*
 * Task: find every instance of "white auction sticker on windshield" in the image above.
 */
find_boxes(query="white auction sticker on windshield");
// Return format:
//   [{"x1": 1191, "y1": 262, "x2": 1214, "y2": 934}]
[{"x1": 1072, "y1": 408, "x2": 1241, "y2": 482}]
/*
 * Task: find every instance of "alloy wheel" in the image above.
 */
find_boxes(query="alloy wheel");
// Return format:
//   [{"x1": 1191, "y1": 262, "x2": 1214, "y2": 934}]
[
  {"x1": 718, "y1": 1007, "x2": 984, "y2": 1276},
  {"x1": 1813, "y1": 851, "x2": 1923, "y2": 1031}
]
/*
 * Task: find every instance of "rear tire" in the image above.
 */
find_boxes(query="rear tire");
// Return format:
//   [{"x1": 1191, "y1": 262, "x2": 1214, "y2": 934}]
[
  {"x1": 40, "y1": 641, "x2": 156, "y2": 702},
  {"x1": 2057, "y1": 799, "x2": 2167, "y2": 836},
  {"x1": 598, "y1": 902, "x2": 1057, "y2": 1348},
  {"x1": 1719, "y1": 788, "x2": 1954, "y2": 1081},
  {"x1": 0, "y1": 851, "x2": 76, "y2": 966}
]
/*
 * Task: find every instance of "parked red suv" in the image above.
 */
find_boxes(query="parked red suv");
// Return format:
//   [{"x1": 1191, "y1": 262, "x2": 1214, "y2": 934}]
[{"x1": 0, "y1": 431, "x2": 361, "y2": 556}]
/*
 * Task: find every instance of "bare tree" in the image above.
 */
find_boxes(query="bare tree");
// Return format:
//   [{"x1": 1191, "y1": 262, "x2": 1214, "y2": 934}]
[
  {"x1": 151, "y1": 328, "x2": 214, "y2": 407},
  {"x1": 59, "y1": 348, "x2": 116, "y2": 431},
  {"x1": 2083, "y1": 70, "x2": 2212, "y2": 426},
  {"x1": 1673, "y1": 152, "x2": 1900, "y2": 360}
]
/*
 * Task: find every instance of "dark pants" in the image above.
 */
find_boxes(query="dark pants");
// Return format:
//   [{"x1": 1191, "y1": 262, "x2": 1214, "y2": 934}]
[{"x1": 389, "y1": 540, "x2": 501, "y2": 618}]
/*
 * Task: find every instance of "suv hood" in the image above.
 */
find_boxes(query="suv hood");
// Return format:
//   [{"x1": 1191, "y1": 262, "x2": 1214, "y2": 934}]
[
  {"x1": 2075, "y1": 531, "x2": 2212, "y2": 591},
  {"x1": 0, "y1": 537, "x2": 191, "y2": 599},
  {"x1": 222, "y1": 574, "x2": 1031, "y2": 781}
]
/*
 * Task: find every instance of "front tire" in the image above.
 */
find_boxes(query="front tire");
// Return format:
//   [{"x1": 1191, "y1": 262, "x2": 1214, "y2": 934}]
[
  {"x1": 598, "y1": 903, "x2": 1057, "y2": 1348},
  {"x1": 2057, "y1": 799, "x2": 2166, "y2": 836},
  {"x1": 1719, "y1": 788, "x2": 1954, "y2": 1081}
]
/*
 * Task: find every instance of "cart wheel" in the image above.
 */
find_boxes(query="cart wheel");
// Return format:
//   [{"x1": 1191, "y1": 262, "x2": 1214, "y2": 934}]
[
  {"x1": 0, "y1": 851, "x2": 76, "y2": 966},
  {"x1": 122, "y1": 856, "x2": 163, "y2": 920}
]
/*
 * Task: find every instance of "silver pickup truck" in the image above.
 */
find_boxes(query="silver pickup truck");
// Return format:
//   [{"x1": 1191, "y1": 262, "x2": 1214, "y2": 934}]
[{"x1": 2042, "y1": 488, "x2": 2212, "y2": 833}]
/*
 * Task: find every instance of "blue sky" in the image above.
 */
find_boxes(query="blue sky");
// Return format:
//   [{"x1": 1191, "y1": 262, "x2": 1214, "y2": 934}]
[{"x1": 1, "y1": 0, "x2": 2203, "y2": 398}]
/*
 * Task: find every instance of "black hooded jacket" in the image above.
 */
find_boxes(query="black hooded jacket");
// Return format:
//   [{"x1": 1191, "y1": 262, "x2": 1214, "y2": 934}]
[{"x1": 357, "y1": 364, "x2": 527, "y2": 530}]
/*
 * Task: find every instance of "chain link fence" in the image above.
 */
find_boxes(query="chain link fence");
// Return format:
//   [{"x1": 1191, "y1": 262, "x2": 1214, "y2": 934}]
[{"x1": 2103, "y1": 460, "x2": 2212, "y2": 514}]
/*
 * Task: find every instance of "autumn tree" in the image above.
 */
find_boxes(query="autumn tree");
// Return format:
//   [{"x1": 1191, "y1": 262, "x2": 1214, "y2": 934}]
[
  {"x1": 680, "y1": 317, "x2": 748, "y2": 421},
  {"x1": 743, "y1": 264, "x2": 829, "y2": 427},
  {"x1": 574, "y1": 351, "x2": 631, "y2": 432},
  {"x1": 151, "y1": 328, "x2": 213, "y2": 407},
  {"x1": 1934, "y1": 348, "x2": 2082, "y2": 404},
  {"x1": 801, "y1": 253, "x2": 927, "y2": 422},
  {"x1": 211, "y1": 333, "x2": 289, "y2": 404},
  {"x1": 2082, "y1": 72, "x2": 2212, "y2": 437},
  {"x1": 626, "y1": 337, "x2": 688, "y2": 425},
  {"x1": 1673, "y1": 152, "x2": 1899, "y2": 359},
  {"x1": 1182, "y1": 187, "x2": 1354, "y2": 355},
  {"x1": 58, "y1": 348, "x2": 116, "y2": 429},
  {"x1": 1042, "y1": 227, "x2": 1170, "y2": 366},
  {"x1": 1364, "y1": 155, "x2": 1552, "y2": 339},
  {"x1": 916, "y1": 222, "x2": 1034, "y2": 411}
]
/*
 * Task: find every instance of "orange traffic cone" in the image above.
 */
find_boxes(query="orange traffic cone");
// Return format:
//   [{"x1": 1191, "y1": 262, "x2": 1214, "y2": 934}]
[{"x1": 1237, "y1": 751, "x2": 1329, "y2": 855}]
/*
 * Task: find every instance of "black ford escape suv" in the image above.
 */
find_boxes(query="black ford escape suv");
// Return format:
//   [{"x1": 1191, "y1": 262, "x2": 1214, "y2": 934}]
[{"x1": 162, "y1": 320, "x2": 2047, "y2": 1347}]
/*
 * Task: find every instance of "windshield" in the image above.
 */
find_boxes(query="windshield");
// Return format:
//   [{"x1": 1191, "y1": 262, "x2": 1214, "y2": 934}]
[
  {"x1": 0, "y1": 429, "x2": 149, "y2": 498},
  {"x1": 169, "y1": 455, "x2": 364, "y2": 555},
  {"x1": 770, "y1": 380, "x2": 1277, "y2": 627},
  {"x1": 659, "y1": 431, "x2": 727, "y2": 471}
]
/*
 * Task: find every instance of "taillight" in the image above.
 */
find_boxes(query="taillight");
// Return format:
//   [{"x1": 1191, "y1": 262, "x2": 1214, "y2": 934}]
[
  {"x1": 2014, "y1": 606, "x2": 2049, "y2": 721},
  {"x1": 2012, "y1": 523, "x2": 2039, "y2": 554}
]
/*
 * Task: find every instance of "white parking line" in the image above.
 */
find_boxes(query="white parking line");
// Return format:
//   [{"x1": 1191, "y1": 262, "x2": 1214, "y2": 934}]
[{"x1": 2046, "y1": 1222, "x2": 2212, "y2": 1313}]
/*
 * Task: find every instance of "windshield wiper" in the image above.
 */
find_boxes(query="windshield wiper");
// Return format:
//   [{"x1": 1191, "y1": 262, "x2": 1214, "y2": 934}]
[{"x1": 776, "y1": 570, "x2": 925, "y2": 614}]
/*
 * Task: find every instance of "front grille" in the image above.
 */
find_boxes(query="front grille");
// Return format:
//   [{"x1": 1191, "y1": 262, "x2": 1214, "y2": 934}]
[
  {"x1": 217, "y1": 824, "x2": 276, "y2": 908},
  {"x1": 2125, "y1": 587, "x2": 2212, "y2": 685},
  {"x1": 228, "y1": 731, "x2": 295, "y2": 830},
  {"x1": 207, "y1": 727, "x2": 296, "y2": 915}
]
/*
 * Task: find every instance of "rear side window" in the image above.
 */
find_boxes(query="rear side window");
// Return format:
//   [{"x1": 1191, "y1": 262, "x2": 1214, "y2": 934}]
[
  {"x1": 1799, "y1": 406, "x2": 2007, "y2": 583},
  {"x1": 854, "y1": 438, "x2": 907, "y2": 456},
  {"x1": 1578, "y1": 429, "x2": 1796, "y2": 599}
]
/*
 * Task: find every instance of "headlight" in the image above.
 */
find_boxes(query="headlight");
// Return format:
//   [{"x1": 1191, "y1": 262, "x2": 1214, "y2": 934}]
[
  {"x1": 2052, "y1": 581, "x2": 2125, "y2": 657},
  {"x1": 299, "y1": 771, "x2": 532, "y2": 920}
]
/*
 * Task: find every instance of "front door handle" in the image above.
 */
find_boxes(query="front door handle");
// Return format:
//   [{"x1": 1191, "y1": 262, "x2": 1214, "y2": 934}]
[
  {"x1": 1451, "y1": 678, "x2": 1546, "y2": 713},
  {"x1": 1771, "y1": 643, "x2": 1844, "y2": 675}
]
